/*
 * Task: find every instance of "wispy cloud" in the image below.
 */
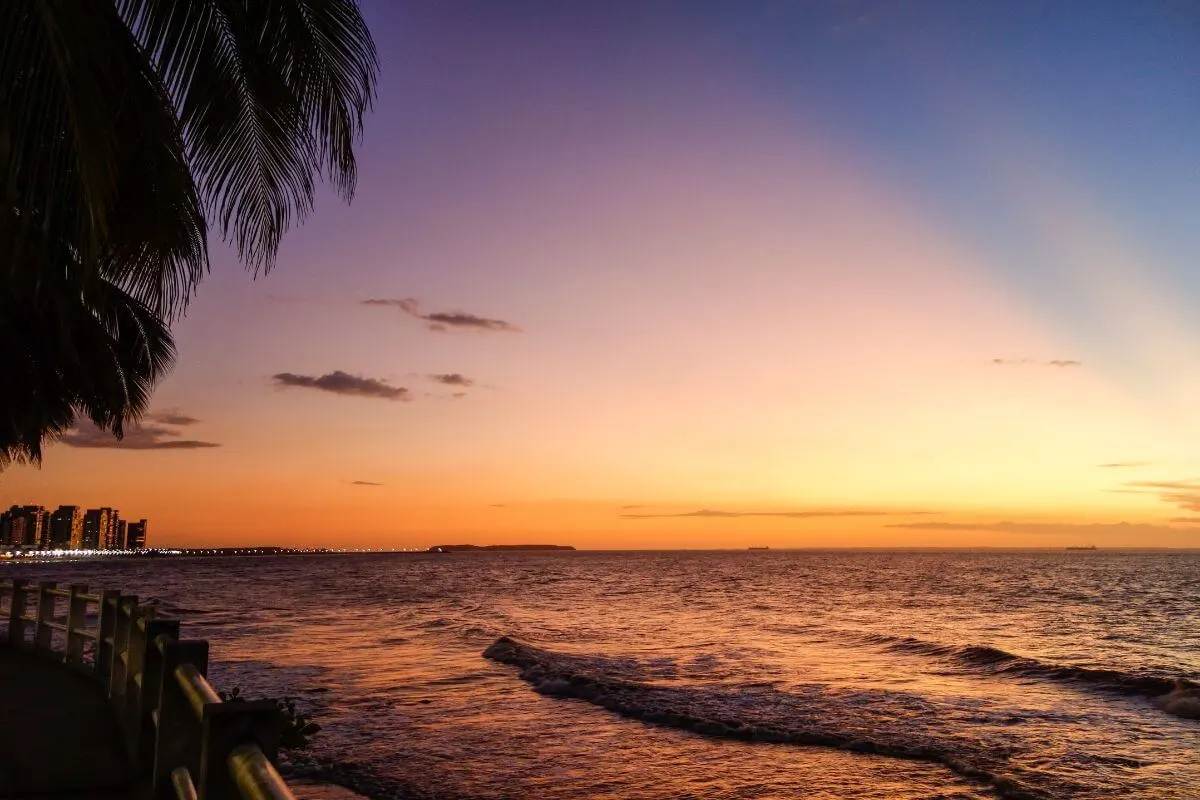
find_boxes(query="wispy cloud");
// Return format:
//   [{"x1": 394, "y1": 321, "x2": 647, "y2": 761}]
[
  {"x1": 887, "y1": 520, "x2": 1199, "y2": 537},
  {"x1": 362, "y1": 298, "x2": 521, "y2": 333},
  {"x1": 1120, "y1": 479, "x2": 1200, "y2": 513},
  {"x1": 146, "y1": 409, "x2": 201, "y2": 426},
  {"x1": 61, "y1": 412, "x2": 219, "y2": 450},
  {"x1": 622, "y1": 508, "x2": 932, "y2": 520},
  {"x1": 272, "y1": 371, "x2": 410, "y2": 401},
  {"x1": 1171, "y1": 517, "x2": 1200, "y2": 524},
  {"x1": 362, "y1": 298, "x2": 415, "y2": 309},
  {"x1": 347, "y1": 480, "x2": 384, "y2": 486},
  {"x1": 1098, "y1": 461, "x2": 1154, "y2": 468},
  {"x1": 425, "y1": 311, "x2": 519, "y2": 332},
  {"x1": 990, "y1": 358, "x2": 1082, "y2": 367},
  {"x1": 430, "y1": 373, "x2": 474, "y2": 387}
]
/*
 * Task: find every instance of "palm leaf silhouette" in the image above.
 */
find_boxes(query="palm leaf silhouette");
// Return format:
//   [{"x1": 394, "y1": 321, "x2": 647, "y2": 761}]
[{"x1": 1, "y1": 0, "x2": 377, "y2": 464}]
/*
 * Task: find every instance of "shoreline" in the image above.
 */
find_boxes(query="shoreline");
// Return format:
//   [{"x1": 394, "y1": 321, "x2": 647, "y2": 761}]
[{"x1": 4, "y1": 546, "x2": 1199, "y2": 565}]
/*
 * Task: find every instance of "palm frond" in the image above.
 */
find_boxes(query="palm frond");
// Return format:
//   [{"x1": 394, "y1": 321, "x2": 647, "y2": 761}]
[
  {"x1": 1, "y1": 0, "x2": 125, "y2": 284},
  {"x1": 98, "y1": 28, "x2": 210, "y2": 317},
  {"x1": 0, "y1": 262, "x2": 175, "y2": 468},
  {"x1": 120, "y1": 0, "x2": 378, "y2": 272},
  {"x1": 1, "y1": 0, "x2": 377, "y2": 466},
  {"x1": 271, "y1": 0, "x2": 378, "y2": 200},
  {"x1": 1, "y1": 0, "x2": 208, "y2": 318},
  {"x1": 73, "y1": 277, "x2": 177, "y2": 434}
]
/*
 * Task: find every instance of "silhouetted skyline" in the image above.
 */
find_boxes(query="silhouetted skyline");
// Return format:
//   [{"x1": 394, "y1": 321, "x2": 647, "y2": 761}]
[{"x1": 1, "y1": 505, "x2": 148, "y2": 550}]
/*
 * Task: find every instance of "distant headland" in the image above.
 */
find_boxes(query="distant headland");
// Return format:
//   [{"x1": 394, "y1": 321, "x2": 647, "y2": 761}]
[{"x1": 427, "y1": 544, "x2": 576, "y2": 553}]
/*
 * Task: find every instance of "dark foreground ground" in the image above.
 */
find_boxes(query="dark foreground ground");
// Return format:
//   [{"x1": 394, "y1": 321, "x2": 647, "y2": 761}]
[
  {"x1": 0, "y1": 649, "x2": 361, "y2": 800},
  {"x1": 0, "y1": 649, "x2": 132, "y2": 799}
]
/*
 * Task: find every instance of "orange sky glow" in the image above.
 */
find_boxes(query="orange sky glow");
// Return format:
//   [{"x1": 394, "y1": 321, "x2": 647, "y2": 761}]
[{"x1": 5, "y1": 3, "x2": 1200, "y2": 549}]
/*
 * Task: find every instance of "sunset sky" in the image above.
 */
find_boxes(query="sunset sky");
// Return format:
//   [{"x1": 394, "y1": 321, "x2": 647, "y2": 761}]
[{"x1": 7, "y1": 1, "x2": 1200, "y2": 548}]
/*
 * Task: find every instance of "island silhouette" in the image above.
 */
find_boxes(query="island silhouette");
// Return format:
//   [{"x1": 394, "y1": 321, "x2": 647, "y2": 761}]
[{"x1": 427, "y1": 544, "x2": 576, "y2": 553}]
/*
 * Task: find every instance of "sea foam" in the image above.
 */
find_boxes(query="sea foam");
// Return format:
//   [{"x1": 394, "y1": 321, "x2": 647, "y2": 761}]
[{"x1": 483, "y1": 636, "x2": 1078, "y2": 800}]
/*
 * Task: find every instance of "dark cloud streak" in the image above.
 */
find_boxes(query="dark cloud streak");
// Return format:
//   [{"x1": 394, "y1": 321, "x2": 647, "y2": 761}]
[
  {"x1": 887, "y1": 520, "x2": 1200, "y2": 536},
  {"x1": 1121, "y1": 479, "x2": 1200, "y2": 513},
  {"x1": 622, "y1": 508, "x2": 932, "y2": 520},
  {"x1": 272, "y1": 371, "x2": 410, "y2": 401},
  {"x1": 146, "y1": 409, "x2": 201, "y2": 426},
  {"x1": 991, "y1": 358, "x2": 1082, "y2": 367},
  {"x1": 61, "y1": 413, "x2": 219, "y2": 450},
  {"x1": 430, "y1": 373, "x2": 474, "y2": 387},
  {"x1": 362, "y1": 297, "x2": 520, "y2": 333}
]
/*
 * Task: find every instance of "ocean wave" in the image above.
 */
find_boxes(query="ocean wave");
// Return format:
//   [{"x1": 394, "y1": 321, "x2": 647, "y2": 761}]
[
  {"x1": 1155, "y1": 686, "x2": 1200, "y2": 720},
  {"x1": 484, "y1": 636, "x2": 1073, "y2": 800},
  {"x1": 140, "y1": 596, "x2": 214, "y2": 616},
  {"x1": 855, "y1": 632, "x2": 1199, "y2": 717}
]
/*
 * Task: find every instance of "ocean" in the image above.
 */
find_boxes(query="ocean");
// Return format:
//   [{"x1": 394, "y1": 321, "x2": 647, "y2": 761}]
[{"x1": 15, "y1": 550, "x2": 1200, "y2": 799}]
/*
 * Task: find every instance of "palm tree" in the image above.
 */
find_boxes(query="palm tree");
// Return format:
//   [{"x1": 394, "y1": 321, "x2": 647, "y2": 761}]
[{"x1": 1, "y1": 0, "x2": 378, "y2": 467}]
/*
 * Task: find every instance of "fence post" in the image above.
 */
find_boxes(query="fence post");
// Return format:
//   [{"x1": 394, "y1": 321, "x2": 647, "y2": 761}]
[
  {"x1": 200, "y1": 701, "x2": 282, "y2": 800},
  {"x1": 6, "y1": 579, "x2": 28, "y2": 645},
  {"x1": 139, "y1": 620, "x2": 180, "y2": 778},
  {"x1": 109, "y1": 595, "x2": 137, "y2": 699},
  {"x1": 34, "y1": 581, "x2": 56, "y2": 653},
  {"x1": 153, "y1": 639, "x2": 209, "y2": 800},
  {"x1": 172, "y1": 767, "x2": 200, "y2": 800},
  {"x1": 96, "y1": 589, "x2": 121, "y2": 687},
  {"x1": 122, "y1": 606, "x2": 154, "y2": 756},
  {"x1": 65, "y1": 584, "x2": 89, "y2": 667}
]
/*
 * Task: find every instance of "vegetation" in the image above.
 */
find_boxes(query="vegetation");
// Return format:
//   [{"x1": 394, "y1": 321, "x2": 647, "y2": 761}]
[
  {"x1": 1, "y1": 0, "x2": 378, "y2": 467},
  {"x1": 219, "y1": 686, "x2": 323, "y2": 750}
]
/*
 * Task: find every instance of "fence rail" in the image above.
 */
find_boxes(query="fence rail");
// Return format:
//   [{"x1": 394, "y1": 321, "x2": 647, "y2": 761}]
[{"x1": 0, "y1": 578, "x2": 296, "y2": 800}]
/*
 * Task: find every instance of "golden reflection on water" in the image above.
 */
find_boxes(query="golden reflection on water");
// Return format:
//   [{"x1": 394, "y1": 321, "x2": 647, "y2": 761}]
[{"x1": 18, "y1": 550, "x2": 1200, "y2": 799}]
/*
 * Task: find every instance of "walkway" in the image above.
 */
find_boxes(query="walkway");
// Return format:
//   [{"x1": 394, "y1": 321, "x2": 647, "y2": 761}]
[{"x1": 0, "y1": 649, "x2": 133, "y2": 798}]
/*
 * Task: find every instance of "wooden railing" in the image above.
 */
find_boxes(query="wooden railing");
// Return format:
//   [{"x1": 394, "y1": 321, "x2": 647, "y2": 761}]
[{"x1": 0, "y1": 578, "x2": 296, "y2": 800}]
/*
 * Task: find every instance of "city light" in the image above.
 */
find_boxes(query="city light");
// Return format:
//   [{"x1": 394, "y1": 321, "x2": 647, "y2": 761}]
[{"x1": 1, "y1": 504, "x2": 148, "y2": 553}]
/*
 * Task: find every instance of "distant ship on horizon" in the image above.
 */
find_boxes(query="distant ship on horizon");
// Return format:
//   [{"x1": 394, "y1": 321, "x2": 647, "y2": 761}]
[
  {"x1": 748, "y1": 546, "x2": 770, "y2": 551},
  {"x1": 1065, "y1": 545, "x2": 1098, "y2": 551}
]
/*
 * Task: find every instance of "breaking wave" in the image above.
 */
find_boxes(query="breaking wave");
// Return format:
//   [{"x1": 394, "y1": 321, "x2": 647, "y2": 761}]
[
  {"x1": 484, "y1": 636, "x2": 1077, "y2": 800},
  {"x1": 855, "y1": 632, "x2": 1200, "y2": 718}
]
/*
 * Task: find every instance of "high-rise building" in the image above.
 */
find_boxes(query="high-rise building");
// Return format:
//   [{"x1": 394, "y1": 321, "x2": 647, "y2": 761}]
[
  {"x1": 0, "y1": 507, "x2": 14, "y2": 546},
  {"x1": 102, "y1": 508, "x2": 118, "y2": 549},
  {"x1": 34, "y1": 506, "x2": 50, "y2": 548},
  {"x1": 2, "y1": 506, "x2": 50, "y2": 548},
  {"x1": 10, "y1": 513, "x2": 27, "y2": 546},
  {"x1": 6, "y1": 505, "x2": 147, "y2": 551},
  {"x1": 82, "y1": 508, "x2": 112, "y2": 550},
  {"x1": 126, "y1": 519, "x2": 148, "y2": 550},
  {"x1": 104, "y1": 511, "x2": 124, "y2": 550},
  {"x1": 50, "y1": 506, "x2": 84, "y2": 549},
  {"x1": 0, "y1": 506, "x2": 17, "y2": 547}
]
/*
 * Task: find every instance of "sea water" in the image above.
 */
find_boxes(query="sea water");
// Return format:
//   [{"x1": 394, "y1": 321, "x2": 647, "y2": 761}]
[{"x1": 19, "y1": 550, "x2": 1200, "y2": 799}]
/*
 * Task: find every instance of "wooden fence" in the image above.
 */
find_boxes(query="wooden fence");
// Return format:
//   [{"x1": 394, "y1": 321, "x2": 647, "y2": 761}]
[{"x1": 0, "y1": 578, "x2": 296, "y2": 800}]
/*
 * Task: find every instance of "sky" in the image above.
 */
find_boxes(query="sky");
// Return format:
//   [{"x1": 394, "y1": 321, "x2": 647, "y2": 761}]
[{"x1": 7, "y1": 0, "x2": 1200, "y2": 548}]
